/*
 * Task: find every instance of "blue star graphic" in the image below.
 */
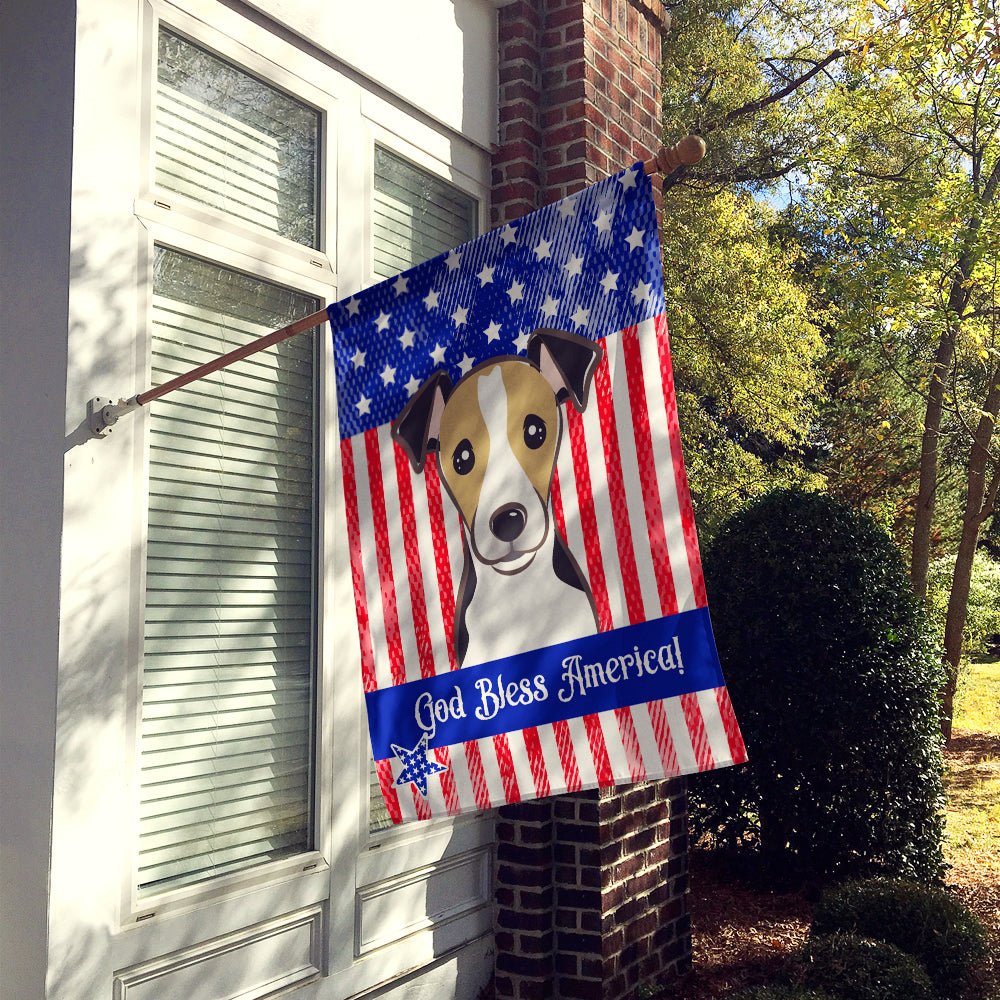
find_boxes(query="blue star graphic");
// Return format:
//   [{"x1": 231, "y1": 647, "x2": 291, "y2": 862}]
[{"x1": 390, "y1": 733, "x2": 448, "y2": 797}]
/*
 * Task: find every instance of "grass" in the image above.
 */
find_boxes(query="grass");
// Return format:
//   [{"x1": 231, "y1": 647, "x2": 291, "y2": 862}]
[{"x1": 945, "y1": 659, "x2": 1000, "y2": 869}]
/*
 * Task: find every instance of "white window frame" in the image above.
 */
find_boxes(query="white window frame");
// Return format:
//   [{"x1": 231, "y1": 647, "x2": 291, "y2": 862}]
[{"x1": 113, "y1": 1, "x2": 496, "y2": 991}]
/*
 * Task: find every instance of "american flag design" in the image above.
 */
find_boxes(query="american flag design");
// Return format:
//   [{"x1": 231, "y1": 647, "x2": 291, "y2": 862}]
[{"x1": 330, "y1": 163, "x2": 746, "y2": 823}]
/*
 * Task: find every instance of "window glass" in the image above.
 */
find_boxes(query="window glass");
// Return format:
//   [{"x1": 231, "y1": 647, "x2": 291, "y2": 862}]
[
  {"x1": 138, "y1": 246, "x2": 318, "y2": 895},
  {"x1": 368, "y1": 147, "x2": 477, "y2": 831},
  {"x1": 156, "y1": 27, "x2": 320, "y2": 248}
]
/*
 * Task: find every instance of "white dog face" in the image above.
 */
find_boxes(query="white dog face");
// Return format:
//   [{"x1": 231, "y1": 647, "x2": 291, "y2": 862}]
[{"x1": 437, "y1": 360, "x2": 561, "y2": 574}]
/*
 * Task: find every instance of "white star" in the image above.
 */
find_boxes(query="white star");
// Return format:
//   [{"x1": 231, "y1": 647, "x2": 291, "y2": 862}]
[
  {"x1": 570, "y1": 305, "x2": 591, "y2": 328},
  {"x1": 458, "y1": 354, "x2": 476, "y2": 376},
  {"x1": 451, "y1": 305, "x2": 469, "y2": 327},
  {"x1": 514, "y1": 329, "x2": 531, "y2": 353},
  {"x1": 564, "y1": 254, "x2": 585, "y2": 278},
  {"x1": 351, "y1": 348, "x2": 366, "y2": 369},
  {"x1": 508, "y1": 279, "x2": 525, "y2": 303},
  {"x1": 356, "y1": 396, "x2": 371, "y2": 415},
  {"x1": 375, "y1": 311, "x2": 390, "y2": 331},
  {"x1": 380, "y1": 364, "x2": 396, "y2": 386},
  {"x1": 631, "y1": 279, "x2": 652, "y2": 304},
  {"x1": 393, "y1": 274, "x2": 409, "y2": 295},
  {"x1": 594, "y1": 209, "x2": 614, "y2": 233},
  {"x1": 424, "y1": 288, "x2": 440, "y2": 309},
  {"x1": 534, "y1": 238, "x2": 552, "y2": 261},
  {"x1": 619, "y1": 167, "x2": 638, "y2": 189},
  {"x1": 399, "y1": 328, "x2": 416, "y2": 349},
  {"x1": 540, "y1": 294, "x2": 561, "y2": 318},
  {"x1": 446, "y1": 250, "x2": 462, "y2": 272},
  {"x1": 477, "y1": 264, "x2": 495, "y2": 285},
  {"x1": 600, "y1": 269, "x2": 619, "y2": 294},
  {"x1": 556, "y1": 196, "x2": 578, "y2": 219},
  {"x1": 346, "y1": 297, "x2": 360, "y2": 316},
  {"x1": 484, "y1": 320, "x2": 503, "y2": 342},
  {"x1": 430, "y1": 343, "x2": 447, "y2": 366},
  {"x1": 405, "y1": 375, "x2": 421, "y2": 395},
  {"x1": 500, "y1": 225, "x2": 517, "y2": 246},
  {"x1": 626, "y1": 227, "x2": 645, "y2": 251}
]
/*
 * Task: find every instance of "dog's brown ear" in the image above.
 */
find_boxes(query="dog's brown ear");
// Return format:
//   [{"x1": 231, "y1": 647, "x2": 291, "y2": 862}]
[
  {"x1": 528, "y1": 328, "x2": 603, "y2": 412},
  {"x1": 391, "y1": 370, "x2": 453, "y2": 473}
]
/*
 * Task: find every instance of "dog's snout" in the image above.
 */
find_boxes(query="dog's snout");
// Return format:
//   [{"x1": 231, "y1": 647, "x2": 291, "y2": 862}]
[{"x1": 490, "y1": 504, "x2": 527, "y2": 542}]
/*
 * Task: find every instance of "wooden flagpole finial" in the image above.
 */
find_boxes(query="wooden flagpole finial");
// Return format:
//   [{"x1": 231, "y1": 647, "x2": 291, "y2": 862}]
[{"x1": 644, "y1": 135, "x2": 706, "y2": 176}]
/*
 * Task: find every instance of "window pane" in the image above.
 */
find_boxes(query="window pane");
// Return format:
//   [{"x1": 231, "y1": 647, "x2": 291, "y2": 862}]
[
  {"x1": 156, "y1": 28, "x2": 320, "y2": 248},
  {"x1": 368, "y1": 149, "x2": 477, "y2": 832},
  {"x1": 139, "y1": 247, "x2": 318, "y2": 895},
  {"x1": 373, "y1": 146, "x2": 477, "y2": 279}
]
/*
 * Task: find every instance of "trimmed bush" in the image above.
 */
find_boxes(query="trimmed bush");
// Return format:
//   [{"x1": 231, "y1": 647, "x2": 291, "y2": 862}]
[
  {"x1": 692, "y1": 489, "x2": 946, "y2": 882},
  {"x1": 792, "y1": 933, "x2": 934, "y2": 1000},
  {"x1": 812, "y1": 878, "x2": 988, "y2": 999}
]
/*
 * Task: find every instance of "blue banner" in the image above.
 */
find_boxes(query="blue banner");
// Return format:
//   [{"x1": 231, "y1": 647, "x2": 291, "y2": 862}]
[{"x1": 366, "y1": 606, "x2": 724, "y2": 759}]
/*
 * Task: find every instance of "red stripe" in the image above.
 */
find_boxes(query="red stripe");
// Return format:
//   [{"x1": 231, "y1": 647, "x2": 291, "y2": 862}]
[
  {"x1": 715, "y1": 686, "x2": 748, "y2": 765},
  {"x1": 493, "y1": 734, "x2": 521, "y2": 804},
  {"x1": 680, "y1": 692, "x2": 715, "y2": 771},
  {"x1": 365, "y1": 429, "x2": 406, "y2": 686},
  {"x1": 394, "y1": 443, "x2": 435, "y2": 679},
  {"x1": 464, "y1": 740, "x2": 493, "y2": 810},
  {"x1": 340, "y1": 439, "x2": 377, "y2": 694},
  {"x1": 565, "y1": 406, "x2": 614, "y2": 632},
  {"x1": 551, "y1": 470, "x2": 612, "y2": 633},
  {"x1": 584, "y1": 713, "x2": 614, "y2": 786},
  {"x1": 553, "y1": 720, "x2": 582, "y2": 792},
  {"x1": 522, "y1": 727, "x2": 550, "y2": 799},
  {"x1": 376, "y1": 758, "x2": 403, "y2": 825},
  {"x1": 614, "y1": 707, "x2": 647, "y2": 782},
  {"x1": 412, "y1": 784, "x2": 432, "y2": 820},
  {"x1": 594, "y1": 343, "x2": 645, "y2": 625},
  {"x1": 655, "y1": 314, "x2": 707, "y2": 607},
  {"x1": 622, "y1": 326, "x2": 679, "y2": 617},
  {"x1": 647, "y1": 700, "x2": 680, "y2": 777},
  {"x1": 434, "y1": 747, "x2": 461, "y2": 815},
  {"x1": 424, "y1": 459, "x2": 459, "y2": 670}
]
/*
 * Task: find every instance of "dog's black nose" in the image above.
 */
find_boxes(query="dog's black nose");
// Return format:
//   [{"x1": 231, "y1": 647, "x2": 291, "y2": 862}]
[{"x1": 491, "y1": 504, "x2": 526, "y2": 542}]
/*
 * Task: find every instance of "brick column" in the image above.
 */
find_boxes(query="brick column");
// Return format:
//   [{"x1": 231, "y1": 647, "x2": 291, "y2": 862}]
[{"x1": 491, "y1": 3, "x2": 692, "y2": 999}]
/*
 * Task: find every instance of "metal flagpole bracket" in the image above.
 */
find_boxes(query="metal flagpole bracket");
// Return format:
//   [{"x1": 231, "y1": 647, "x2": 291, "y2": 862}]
[{"x1": 88, "y1": 395, "x2": 141, "y2": 438}]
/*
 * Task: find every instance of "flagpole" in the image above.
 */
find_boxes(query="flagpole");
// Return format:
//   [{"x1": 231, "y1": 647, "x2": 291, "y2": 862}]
[{"x1": 88, "y1": 135, "x2": 705, "y2": 437}]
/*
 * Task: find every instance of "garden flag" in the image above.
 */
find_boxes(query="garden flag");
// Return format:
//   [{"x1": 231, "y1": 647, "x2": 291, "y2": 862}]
[{"x1": 329, "y1": 161, "x2": 746, "y2": 823}]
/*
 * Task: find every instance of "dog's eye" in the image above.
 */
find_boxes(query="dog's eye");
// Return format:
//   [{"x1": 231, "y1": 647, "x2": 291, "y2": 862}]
[
  {"x1": 523, "y1": 415, "x2": 546, "y2": 450},
  {"x1": 453, "y1": 439, "x2": 475, "y2": 475}
]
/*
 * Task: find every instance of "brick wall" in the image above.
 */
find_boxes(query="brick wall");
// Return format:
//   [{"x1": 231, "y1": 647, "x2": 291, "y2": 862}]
[{"x1": 491, "y1": 6, "x2": 691, "y2": 997}]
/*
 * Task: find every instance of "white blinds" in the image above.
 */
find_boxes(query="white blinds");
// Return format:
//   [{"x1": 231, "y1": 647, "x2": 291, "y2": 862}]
[
  {"x1": 155, "y1": 28, "x2": 320, "y2": 248},
  {"x1": 367, "y1": 148, "x2": 477, "y2": 831},
  {"x1": 139, "y1": 248, "x2": 318, "y2": 895}
]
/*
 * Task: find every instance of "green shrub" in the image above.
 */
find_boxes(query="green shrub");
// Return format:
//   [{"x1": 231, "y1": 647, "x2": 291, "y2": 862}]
[
  {"x1": 692, "y1": 489, "x2": 946, "y2": 882},
  {"x1": 791, "y1": 933, "x2": 934, "y2": 1000},
  {"x1": 811, "y1": 878, "x2": 988, "y2": 999}
]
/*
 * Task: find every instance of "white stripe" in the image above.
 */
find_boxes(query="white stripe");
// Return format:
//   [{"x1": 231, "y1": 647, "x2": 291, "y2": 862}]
[
  {"x1": 639, "y1": 319, "x2": 696, "y2": 611},
  {"x1": 696, "y1": 688, "x2": 734, "y2": 767},
  {"x1": 476, "y1": 738, "x2": 506, "y2": 806},
  {"x1": 661, "y1": 695, "x2": 699, "y2": 774},
  {"x1": 446, "y1": 743, "x2": 481, "y2": 814},
  {"x1": 596, "y1": 708, "x2": 634, "y2": 781},
  {"x1": 630, "y1": 702, "x2": 674, "y2": 781},
  {"x1": 506, "y1": 730, "x2": 541, "y2": 801},
  {"x1": 534, "y1": 723, "x2": 569, "y2": 796},
  {"x1": 566, "y1": 715, "x2": 599, "y2": 788}
]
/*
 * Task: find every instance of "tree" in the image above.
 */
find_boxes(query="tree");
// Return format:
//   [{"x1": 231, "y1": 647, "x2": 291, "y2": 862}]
[{"x1": 801, "y1": 0, "x2": 1000, "y2": 736}]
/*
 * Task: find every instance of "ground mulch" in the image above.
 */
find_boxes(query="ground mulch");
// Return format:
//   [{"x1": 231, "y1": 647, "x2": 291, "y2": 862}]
[{"x1": 666, "y1": 733, "x2": 1000, "y2": 1000}]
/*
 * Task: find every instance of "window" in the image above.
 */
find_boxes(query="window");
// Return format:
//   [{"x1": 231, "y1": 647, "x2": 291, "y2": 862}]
[
  {"x1": 367, "y1": 146, "x2": 477, "y2": 832},
  {"x1": 136, "y1": 26, "x2": 323, "y2": 897}
]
